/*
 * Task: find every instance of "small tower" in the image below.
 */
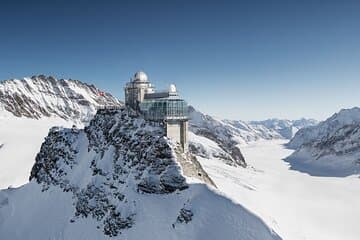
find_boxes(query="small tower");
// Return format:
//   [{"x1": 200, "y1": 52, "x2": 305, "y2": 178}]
[
  {"x1": 124, "y1": 71, "x2": 154, "y2": 111},
  {"x1": 124, "y1": 71, "x2": 189, "y2": 152}
]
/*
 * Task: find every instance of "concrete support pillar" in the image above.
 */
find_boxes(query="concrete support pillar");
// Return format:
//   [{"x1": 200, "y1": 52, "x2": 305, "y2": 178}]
[
  {"x1": 165, "y1": 120, "x2": 188, "y2": 153},
  {"x1": 180, "y1": 121, "x2": 188, "y2": 153}
]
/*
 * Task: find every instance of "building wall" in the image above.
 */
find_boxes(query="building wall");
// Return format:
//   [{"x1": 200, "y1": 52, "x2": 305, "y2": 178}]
[
  {"x1": 166, "y1": 121, "x2": 181, "y2": 144},
  {"x1": 125, "y1": 82, "x2": 149, "y2": 110},
  {"x1": 166, "y1": 120, "x2": 188, "y2": 152}
]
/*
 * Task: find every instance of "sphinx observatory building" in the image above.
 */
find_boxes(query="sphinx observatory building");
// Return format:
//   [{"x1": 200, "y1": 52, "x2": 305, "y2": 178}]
[{"x1": 124, "y1": 71, "x2": 188, "y2": 152}]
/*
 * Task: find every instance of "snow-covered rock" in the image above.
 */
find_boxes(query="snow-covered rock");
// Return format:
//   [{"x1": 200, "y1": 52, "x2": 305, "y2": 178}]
[
  {"x1": 188, "y1": 106, "x2": 247, "y2": 167},
  {"x1": 287, "y1": 107, "x2": 360, "y2": 176},
  {"x1": 288, "y1": 107, "x2": 360, "y2": 149},
  {"x1": 0, "y1": 75, "x2": 122, "y2": 122},
  {"x1": 0, "y1": 108, "x2": 282, "y2": 240}
]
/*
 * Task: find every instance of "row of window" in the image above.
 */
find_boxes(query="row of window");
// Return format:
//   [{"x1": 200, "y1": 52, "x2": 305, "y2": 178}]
[{"x1": 140, "y1": 99, "x2": 188, "y2": 120}]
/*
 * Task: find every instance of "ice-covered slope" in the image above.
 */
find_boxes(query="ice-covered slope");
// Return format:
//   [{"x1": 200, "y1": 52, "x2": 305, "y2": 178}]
[
  {"x1": 287, "y1": 107, "x2": 360, "y2": 176},
  {"x1": 0, "y1": 75, "x2": 122, "y2": 122},
  {"x1": 0, "y1": 108, "x2": 281, "y2": 240},
  {"x1": 0, "y1": 75, "x2": 123, "y2": 189}
]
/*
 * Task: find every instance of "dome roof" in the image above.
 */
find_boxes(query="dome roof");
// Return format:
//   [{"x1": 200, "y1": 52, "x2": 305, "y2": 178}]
[
  {"x1": 169, "y1": 84, "x2": 177, "y2": 93},
  {"x1": 133, "y1": 71, "x2": 148, "y2": 82}
]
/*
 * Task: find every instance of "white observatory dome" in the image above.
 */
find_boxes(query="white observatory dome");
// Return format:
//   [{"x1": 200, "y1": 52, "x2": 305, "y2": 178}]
[
  {"x1": 169, "y1": 84, "x2": 177, "y2": 93},
  {"x1": 133, "y1": 71, "x2": 148, "y2": 82}
]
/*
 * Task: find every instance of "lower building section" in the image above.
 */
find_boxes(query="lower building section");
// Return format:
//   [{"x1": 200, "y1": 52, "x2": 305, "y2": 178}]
[{"x1": 166, "y1": 120, "x2": 188, "y2": 152}]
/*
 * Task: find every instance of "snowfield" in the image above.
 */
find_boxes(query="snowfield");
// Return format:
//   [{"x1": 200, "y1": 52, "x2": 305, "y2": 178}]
[
  {"x1": 0, "y1": 114, "x2": 75, "y2": 189},
  {"x1": 0, "y1": 182, "x2": 281, "y2": 240},
  {"x1": 197, "y1": 139, "x2": 360, "y2": 240}
]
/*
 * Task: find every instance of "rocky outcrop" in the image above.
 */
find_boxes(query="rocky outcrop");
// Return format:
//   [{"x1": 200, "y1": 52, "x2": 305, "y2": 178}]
[
  {"x1": 177, "y1": 207, "x2": 193, "y2": 224},
  {"x1": 30, "y1": 108, "x2": 190, "y2": 236},
  {"x1": 174, "y1": 149, "x2": 216, "y2": 187}
]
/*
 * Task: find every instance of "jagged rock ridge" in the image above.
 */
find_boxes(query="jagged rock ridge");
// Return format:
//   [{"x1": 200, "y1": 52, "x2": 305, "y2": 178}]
[{"x1": 0, "y1": 75, "x2": 122, "y2": 122}]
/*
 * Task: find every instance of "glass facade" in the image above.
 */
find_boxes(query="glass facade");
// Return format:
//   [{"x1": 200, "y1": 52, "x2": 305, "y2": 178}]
[{"x1": 140, "y1": 99, "x2": 188, "y2": 121}]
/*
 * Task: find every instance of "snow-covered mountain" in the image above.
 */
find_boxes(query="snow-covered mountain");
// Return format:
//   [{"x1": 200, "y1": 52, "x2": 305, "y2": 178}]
[
  {"x1": 250, "y1": 118, "x2": 318, "y2": 139},
  {"x1": 188, "y1": 107, "x2": 247, "y2": 167},
  {"x1": 0, "y1": 108, "x2": 281, "y2": 240},
  {"x1": 188, "y1": 106, "x2": 316, "y2": 168},
  {"x1": 0, "y1": 75, "x2": 122, "y2": 189},
  {"x1": 287, "y1": 107, "x2": 360, "y2": 176},
  {"x1": 0, "y1": 75, "x2": 122, "y2": 122}
]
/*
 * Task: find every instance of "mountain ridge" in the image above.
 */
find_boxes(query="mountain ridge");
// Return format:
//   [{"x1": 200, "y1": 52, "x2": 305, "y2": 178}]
[
  {"x1": 286, "y1": 107, "x2": 360, "y2": 176},
  {"x1": 0, "y1": 74, "x2": 122, "y2": 122}
]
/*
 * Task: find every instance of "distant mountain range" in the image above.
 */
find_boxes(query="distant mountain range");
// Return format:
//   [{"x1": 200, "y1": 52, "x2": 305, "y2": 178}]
[
  {"x1": 188, "y1": 106, "x2": 317, "y2": 168},
  {"x1": 249, "y1": 118, "x2": 318, "y2": 139},
  {"x1": 287, "y1": 107, "x2": 360, "y2": 176}
]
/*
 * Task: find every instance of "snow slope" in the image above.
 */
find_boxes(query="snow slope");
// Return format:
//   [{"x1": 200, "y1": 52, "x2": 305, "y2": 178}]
[
  {"x1": 196, "y1": 139, "x2": 360, "y2": 240},
  {"x1": 0, "y1": 108, "x2": 281, "y2": 240},
  {"x1": 287, "y1": 107, "x2": 360, "y2": 176},
  {"x1": 0, "y1": 114, "x2": 73, "y2": 188}
]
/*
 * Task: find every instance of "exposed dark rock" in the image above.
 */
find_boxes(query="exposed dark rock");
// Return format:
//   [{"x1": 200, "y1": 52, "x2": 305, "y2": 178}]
[{"x1": 177, "y1": 207, "x2": 193, "y2": 224}]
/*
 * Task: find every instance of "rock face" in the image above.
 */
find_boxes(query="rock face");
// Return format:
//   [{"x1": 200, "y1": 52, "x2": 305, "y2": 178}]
[
  {"x1": 0, "y1": 108, "x2": 282, "y2": 240},
  {"x1": 30, "y1": 108, "x2": 189, "y2": 236},
  {"x1": 0, "y1": 75, "x2": 122, "y2": 122},
  {"x1": 287, "y1": 107, "x2": 360, "y2": 176},
  {"x1": 188, "y1": 106, "x2": 247, "y2": 167}
]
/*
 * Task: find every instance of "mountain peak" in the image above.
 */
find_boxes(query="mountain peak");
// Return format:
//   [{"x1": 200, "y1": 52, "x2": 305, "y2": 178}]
[{"x1": 0, "y1": 75, "x2": 122, "y2": 122}]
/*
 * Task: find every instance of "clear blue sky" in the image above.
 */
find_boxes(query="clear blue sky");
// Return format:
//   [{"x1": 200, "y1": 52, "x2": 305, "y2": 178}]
[{"x1": 1, "y1": 0, "x2": 359, "y2": 121}]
